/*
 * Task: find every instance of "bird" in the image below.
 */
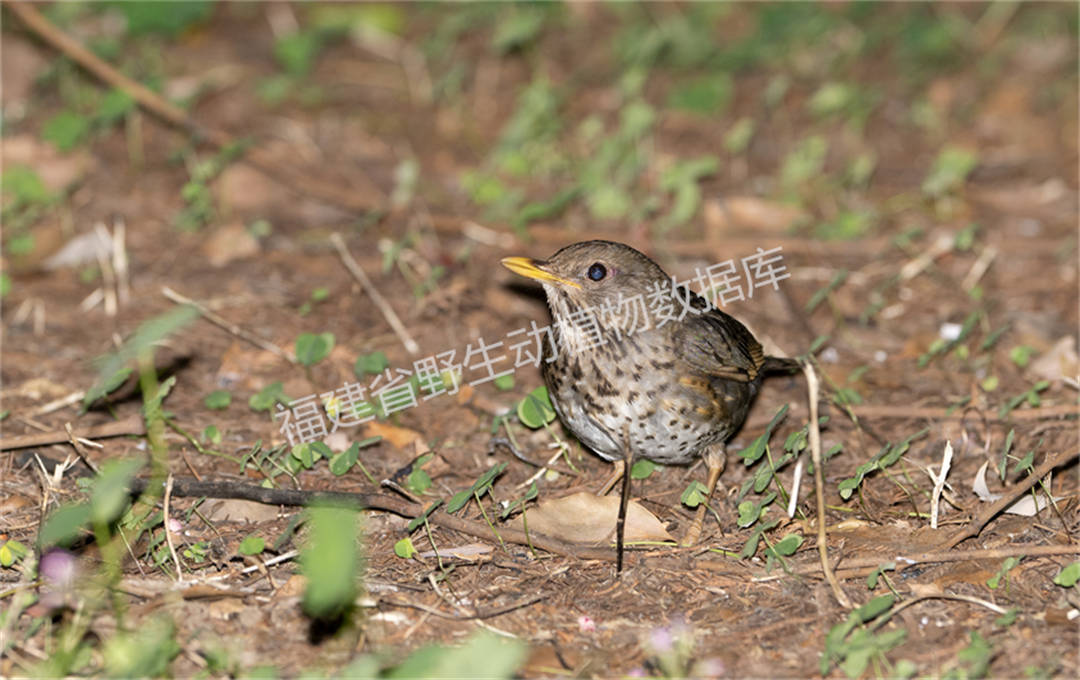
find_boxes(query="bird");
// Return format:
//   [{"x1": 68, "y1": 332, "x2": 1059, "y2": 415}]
[{"x1": 501, "y1": 240, "x2": 798, "y2": 570}]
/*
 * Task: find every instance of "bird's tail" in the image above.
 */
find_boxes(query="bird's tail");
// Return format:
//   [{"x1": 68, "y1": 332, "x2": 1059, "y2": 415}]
[{"x1": 762, "y1": 356, "x2": 801, "y2": 374}]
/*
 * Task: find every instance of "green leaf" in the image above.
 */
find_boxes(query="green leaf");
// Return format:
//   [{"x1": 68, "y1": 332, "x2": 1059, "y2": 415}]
[
  {"x1": 407, "y1": 499, "x2": 443, "y2": 532},
  {"x1": 301, "y1": 504, "x2": 361, "y2": 619},
  {"x1": 855, "y1": 594, "x2": 895, "y2": 623},
  {"x1": 238, "y1": 536, "x2": 265, "y2": 556},
  {"x1": 630, "y1": 459, "x2": 656, "y2": 480},
  {"x1": 0, "y1": 539, "x2": 29, "y2": 567},
  {"x1": 91, "y1": 305, "x2": 199, "y2": 395},
  {"x1": 723, "y1": 117, "x2": 755, "y2": 154},
  {"x1": 83, "y1": 366, "x2": 133, "y2": 409},
  {"x1": 446, "y1": 463, "x2": 507, "y2": 514},
  {"x1": 493, "y1": 373, "x2": 515, "y2": 391},
  {"x1": 867, "y1": 562, "x2": 896, "y2": 589},
  {"x1": 681, "y1": 480, "x2": 708, "y2": 508},
  {"x1": 355, "y1": 351, "x2": 389, "y2": 376},
  {"x1": 274, "y1": 31, "x2": 325, "y2": 76},
  {"x1": 987, "y1": 556, "x2": 1020, "y2": 590},
  {"x1": 1053, "y1": 561, "x2": 1080, "y2": 587},
  {"x1": 994, "y1": 608, "x2": 1019, "y2": 627},
  {"x1": 39, "y1": 503, "x2": 92, "y2": 547},
  {"x1": 998, "y1": 428, "x2": 1014, "y2": 482},
  {"x1": 249, "y1": 381, "x2": 289, "y2": 412},
  {"x1": 91, "y1": 459, "x2": 144, "y2": 526},
  {"x1": 1009, "y1": 345, "x2": 1036, "y2": 368},
  {"x1": 769, "y1": 533, "x2": 803, "y2": 557},
  {"x1": 42, "y1": 110, "x2": 91, "y2": 151},
  {"x1": 2, "y1": 165, "x2": 52, "y2": 206},
  {"x1": 291, "y1": 443, "x2": 316, "y2": 469},
  {"x1": 201, "y1": 425, "x2": 222, "y2": 444},
  {"x1": 517, "y1": 385, "x2": 557, "y2": 429},
  {"x1": 103, "y1": 616, "x2": 181, "y2": 678},
  {"x1": 97, "y1": 89, "x2": 135, "y2": 125},
  {"x1": 111, "y1": 0, "x2": 212, "y2": 36},
  {"x1": 386, "y1": 630, "x2": 527, "y2": 680},
  {"x1": 668, "y1": 74, "x2": 734, "y2": 114},
  {"x1": 329, "y1": 442, "x2": 360, "y2": 477},
  {"x1": 295, "y1": 332, "x2": 334, "y2": 367},
  {"x1": 394, "y1": 537, "x2": 417, "y2": 559},
  {"x1": 492, "y1": 6, "x2": 547, "y2": 54},
  {"x1": 738, "y1": 404, "x2": 788, "y2": 464},
  {"x1": 922, "y1": 146, "x2": 978, "y2": 197},
  {"x1": 204, "y1": 389, "x2": 231, "y2": 410}
]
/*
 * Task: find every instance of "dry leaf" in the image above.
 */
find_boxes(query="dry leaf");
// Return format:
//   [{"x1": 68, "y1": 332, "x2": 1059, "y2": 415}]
[
  {"x1": 417, "y1": 543, "x2": 493, "y2": 562},
  {"x1": 1027, "y1": 335, "x2": 1078, "y2": 384},
  {"x1": 509, "y1": 491, "x2": 673, "y2": 545},
  {"x1": 972, "y1": 462, "x2": 1059, "y2": 516},
  {"x1": 202, "y1": 222, "x2": 260, "y2": 267},
  {"x1": 363, "y1": 421, "x2": 423, "y2": 449},
  {"x1": 204, "y1": 498, "x2": 281, "y2": 523}
]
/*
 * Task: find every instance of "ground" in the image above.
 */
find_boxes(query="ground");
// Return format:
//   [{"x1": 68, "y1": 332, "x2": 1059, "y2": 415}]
[{"x1": 1, "y1": 2, "x2": 1078, "y2": 678}]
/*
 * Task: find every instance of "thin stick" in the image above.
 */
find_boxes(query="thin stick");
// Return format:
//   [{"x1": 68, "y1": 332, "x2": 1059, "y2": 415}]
[
  {"x1": 804, "y1": 361, "x2": 852, "y2": 609},
  {"x1": 163, "y1": 474, "x2": 184, "y2": 583},
  {"x1": 1, "y1": 415, "x2": 145, "y2": 451},
  {"x1": 929, "y1": 441, "x2": 953, "y2": 530},
  {"x1": 63, "y1": 423, "x2": 101, "y2": 475},
  {"x1": 161, "y1": 287, "x2": 297, "y2": 364},
  {"x1": 941, "y1": 449, "x2": 1080, "y2": 550},
  {"x1": 330, "y1": 233, "x2": 420, "y2": 355},
  {"x1": 850, "y1": 404, "x2": 1079, "y2": 421},
  {"x1": 3, "y1": 1, "x2": 385, "y2": 215},
  {"x1": 113, "y1": 217, "x2": 130, "y2": 306},
  {"x1": 93, "y1": 223, "x2": 118, "y2": 317},
  {"x1": 31, "y1": 390, "x2": 86, "y2": 416}
]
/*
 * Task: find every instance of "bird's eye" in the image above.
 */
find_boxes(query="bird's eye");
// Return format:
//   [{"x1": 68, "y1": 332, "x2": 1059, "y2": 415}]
[{"x1": 587, "y1": 262, "x2": 607, "y2": 281}]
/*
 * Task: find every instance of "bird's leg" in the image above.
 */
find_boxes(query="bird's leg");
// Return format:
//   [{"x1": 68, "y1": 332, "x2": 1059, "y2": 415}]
[
  {"x1": 680, "y1": 444, "x2": 727, "y2": 547},
  {"x1": 597, "y1": 459, "x2": 626, "y2": 496},
  {"x1": 615, "y1": 448, "x2": 633, "y2": 574}
]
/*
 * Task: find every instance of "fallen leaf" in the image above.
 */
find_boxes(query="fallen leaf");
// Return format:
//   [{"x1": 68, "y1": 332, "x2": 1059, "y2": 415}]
[
  {"x1": 417, "y1": 543, "x2": 493, "y2": 562},
  {"x1": 508, "y1": 491, "x2": 673, "y2": 545},
  {"x1": 2, "y1": 135, "x2": 93, "y2": 194},
  {"x1": 363, "y1": 421, "x2": 423, "y2": 450},
  {"x1": 274, "y1": 574, "x2": 307, "y2": 600},
  {"x1": 43, "y1": 229, "x2": 113, "y2": 271},
  {"x1": 972, "y1": 462, "x2": 1060, "y2": 516},
  {"x1": 203, "y1": 498, "x2": 281, "y2": 523},
  {"x1": 720, "y1": 196, "x2": 807, "y2": 232},
  {"x1": 1027, "y1": 336, "x2": 1078, "y2": 384},
  {"x1": 202, "y1": 222, "x2": 260, "y2": 267}
]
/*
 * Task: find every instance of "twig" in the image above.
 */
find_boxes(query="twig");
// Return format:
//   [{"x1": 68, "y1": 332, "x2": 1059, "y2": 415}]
[
  {"x1": 381, "y1": 591, "x2": 546, "y2": 621},
  {"x1": 940, "y1": 449, "x2": 1080, "y2": 550},
  {"x1": 1, "y1": 414, "x2": 145, "y2": 451},
  {"x1": 30, "y1": 390, "x2": 86, "y2": 416},
  {"x1": 929, "y1": 441, "x2": 953, "y2": 530},
  {"x1": 330, "y1": 233, "x2": 420, "y2": 356},
  {"x1": 161, "y1": 287, "x2": 297, "y2": 364},
  {"x1": 850, "y1": 404, "x2": 1080, "y2": 421},
  {"x1": 63, "y1": 423, "x2": 101, "y2": 475},
  {"x1": 701, "y1": 543, "x2": 1080, "y2": 579},
  {"x1": 93, "y1": 222, "x2": 118, "y2": 317},
  {"x1": 163, "y1": 474, "x2": 184, "y2": 583},
  {"x1": 3, "y1": 1, "x2": 386, "y2": 215},
  {"x1": 804, "y1": 361, "x2": 852, "y2": 609},
  {"x1": 112, "y1": 217, "x2": 130, "y2": 306}
]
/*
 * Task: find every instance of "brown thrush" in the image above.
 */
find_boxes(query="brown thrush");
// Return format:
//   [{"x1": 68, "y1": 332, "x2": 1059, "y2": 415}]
[{"x1": 502, "y1": 240, "x2": 797, "y2": 570}]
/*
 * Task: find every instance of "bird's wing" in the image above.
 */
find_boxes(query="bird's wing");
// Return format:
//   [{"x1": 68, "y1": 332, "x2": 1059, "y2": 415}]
[{"x1": 674, "y1": 305, "x2": 766, "y2": 383}]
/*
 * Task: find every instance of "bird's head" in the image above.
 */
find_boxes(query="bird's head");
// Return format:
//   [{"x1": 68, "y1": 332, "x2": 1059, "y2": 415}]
[{"x1": 501, "y1": 240, "x2": 667, "y2": 317}]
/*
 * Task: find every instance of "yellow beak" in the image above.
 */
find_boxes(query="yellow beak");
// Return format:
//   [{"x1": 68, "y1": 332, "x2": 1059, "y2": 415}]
[{"x1": 500, "y1": 256, "x2": 581, "y2": 289}]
